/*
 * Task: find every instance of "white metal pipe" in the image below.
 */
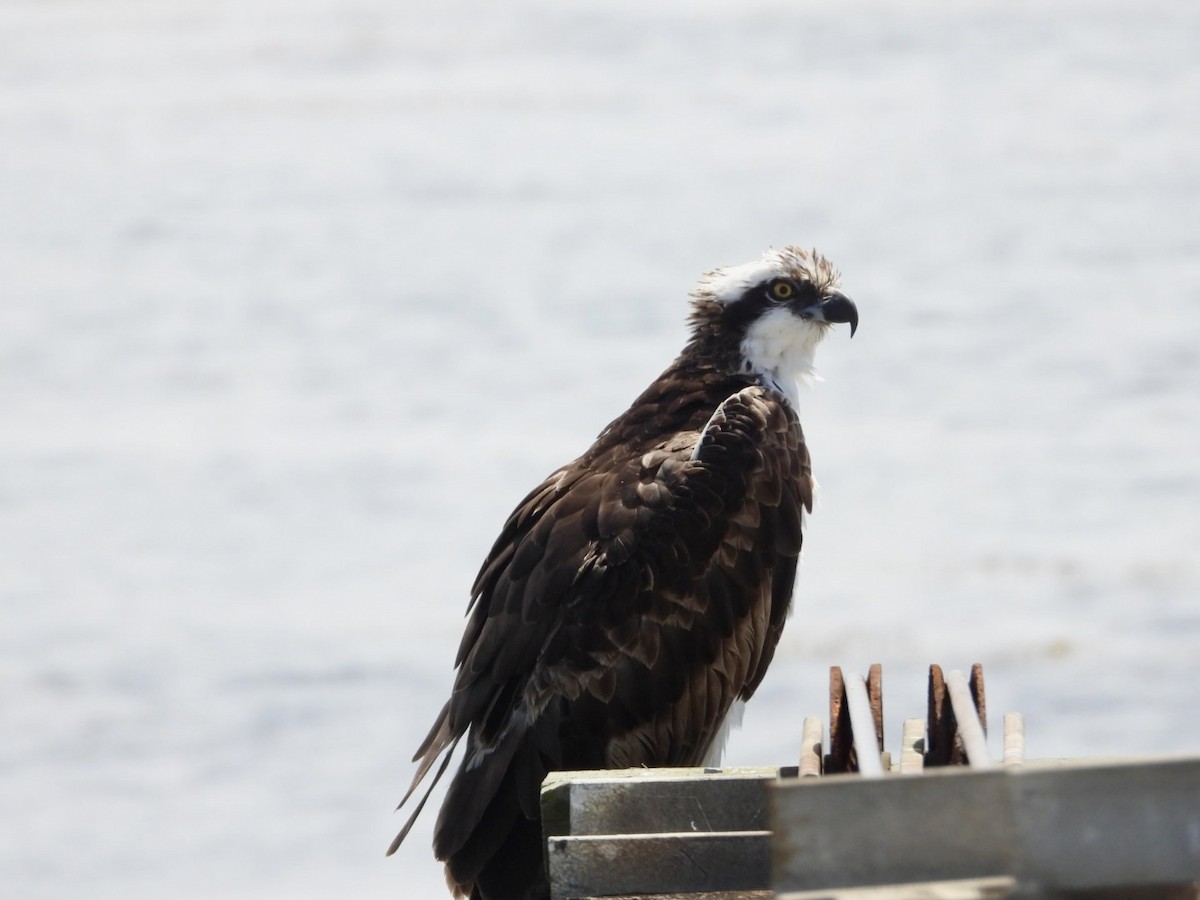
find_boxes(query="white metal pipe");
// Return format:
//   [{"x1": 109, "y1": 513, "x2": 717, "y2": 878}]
[
  {"x1": 946, "y1": 669, "x2": 994, "y2": 768},
  {"x1": 799, "y1": 716, "x2": 823, "y2": 777},
  {"x1": 843, "y1": 673, "x2": 884, "y2": 778},
  {"x1": 900, "y1": 717, "x2": 925, "y2": 774},
  {"x1": 1003, "y1": 712, "x2": 1025, "y2": 767}
]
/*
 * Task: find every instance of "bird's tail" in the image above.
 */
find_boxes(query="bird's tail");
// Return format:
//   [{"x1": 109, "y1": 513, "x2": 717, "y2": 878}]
[{"x1": 434, "y1": 715, "x2": 553, "y2": 899}]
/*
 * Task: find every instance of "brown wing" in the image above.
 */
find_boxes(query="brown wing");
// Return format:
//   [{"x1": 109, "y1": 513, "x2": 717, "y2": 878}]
[
  {"x1": 391, "y1": 383, "x2": 811, "y2": 899},
  {"x1": 544, "y1": 385, "x2": 811, "y2": 770}
]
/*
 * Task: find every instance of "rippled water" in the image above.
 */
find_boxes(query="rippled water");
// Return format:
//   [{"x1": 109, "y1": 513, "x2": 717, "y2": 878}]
[{"x1": 2, "y1": 1, "x2": 1198, "y2": 896}]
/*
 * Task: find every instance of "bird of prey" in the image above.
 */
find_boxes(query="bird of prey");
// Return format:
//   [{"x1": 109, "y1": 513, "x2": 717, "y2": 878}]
[{"x1": 389, "y1": 246, "x2": 858, "y2": 899}]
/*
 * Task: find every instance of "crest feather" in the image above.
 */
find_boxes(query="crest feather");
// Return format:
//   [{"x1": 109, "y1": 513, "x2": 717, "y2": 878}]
[{"x1": 691, "y1": 246, "x2": 838, "y2": 305}]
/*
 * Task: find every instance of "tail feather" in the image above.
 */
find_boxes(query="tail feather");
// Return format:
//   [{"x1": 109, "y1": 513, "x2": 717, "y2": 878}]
[
  {"x1": 386, "y1": 733, "x2": 461, "y2": 856},
  {"x1": 398, "y1": 710, "x2": 455, "y2": 811},
  {"x1": 463, "y1": 811, "x2": 547, "y2": 900},
  {"x1": 412, "y1": 700, "x2": 452, "y2": 762},
  {"x1": 433, "y1": 719, "x2": 528, "y2": 866},
  {"x1": 441, "y1": 761, "x2": 523, "y2": 889},
  {"x1": 439, "y1": 739, "x2": 549, "y2": 900}
]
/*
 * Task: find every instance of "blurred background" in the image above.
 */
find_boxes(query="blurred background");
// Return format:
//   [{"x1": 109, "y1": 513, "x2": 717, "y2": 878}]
[{"x1": 2, "y1": 0, "x2": 1197, "y2": 896}]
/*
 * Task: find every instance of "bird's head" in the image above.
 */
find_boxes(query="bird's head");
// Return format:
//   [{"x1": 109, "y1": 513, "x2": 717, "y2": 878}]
[{"x1": 687, "y1": 245, "x2": 858, "y2": 397}]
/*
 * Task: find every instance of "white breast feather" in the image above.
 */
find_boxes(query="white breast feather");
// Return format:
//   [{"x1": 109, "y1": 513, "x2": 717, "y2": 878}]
[{"x1": 739, "y1": 306, "x2": 826, "y2": 409}]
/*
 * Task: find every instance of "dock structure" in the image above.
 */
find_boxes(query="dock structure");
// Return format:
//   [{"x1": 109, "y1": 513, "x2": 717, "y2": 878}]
[{"x1": 541, "y1": 665, "x2": 1200, "y2": 900}]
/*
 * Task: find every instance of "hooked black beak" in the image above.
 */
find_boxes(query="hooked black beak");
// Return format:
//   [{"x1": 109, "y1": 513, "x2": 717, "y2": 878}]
[{"x1": 814, "y1": 291, "x2": 858, "y2": 337}]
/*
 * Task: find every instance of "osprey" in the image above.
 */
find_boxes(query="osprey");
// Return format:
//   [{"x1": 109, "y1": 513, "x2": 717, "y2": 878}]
[{"x1": 390, "y1": 246, "x2": 858, "y2": 899}]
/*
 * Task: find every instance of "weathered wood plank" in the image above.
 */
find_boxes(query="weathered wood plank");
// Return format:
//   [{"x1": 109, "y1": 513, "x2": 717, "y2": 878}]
[
  {"x1": 546, "y1": 831, "x2": 770, "y2": 900},
  {"x1": 577, "y1": 891, "x2": 771, "y2": 900},
  {"x1": 772, "y1": 757, "x2": 1200, "y2": 895},
  {"x1": 1007, "y1": 758, "x2": 1200, "y2": 892},
  {"x1": 772, "y1": 767, "x2": 1014, "y2": 891},
  {"x1": 542, "y1": 766, "x2": 788, "y2": 839},
  {"x1": 777, "y1": 876, "x2": 1016, "y2": 899},
  {"x1": 543, "y1": 757, "x2": 1200, "y2": 898}
]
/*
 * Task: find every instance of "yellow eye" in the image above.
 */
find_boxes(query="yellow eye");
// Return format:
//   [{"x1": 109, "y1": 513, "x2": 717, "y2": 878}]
[{"x1": 771, "y1": 281, "x2": 794, "y2": 300}]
